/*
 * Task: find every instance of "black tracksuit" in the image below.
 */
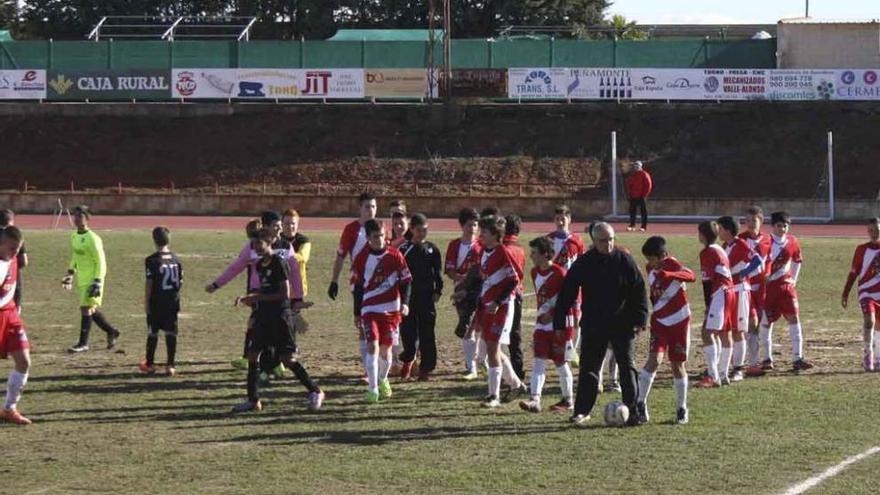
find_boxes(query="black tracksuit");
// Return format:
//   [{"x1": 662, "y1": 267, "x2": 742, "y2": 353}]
[
  {"x1": 399, "y1": 240, "x2": 443, "y2": 372},
  {"x1": 554, "y1": 248, "x2": 648, "y2": 419}
]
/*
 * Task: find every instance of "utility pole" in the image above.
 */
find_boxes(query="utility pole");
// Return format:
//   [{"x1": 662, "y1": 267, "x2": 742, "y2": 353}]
[
  {"x1": 443, "y1": 0, "x2": 452, "y2": 101},
  {"x1": 805, "y1": 0, "x2": 810, "y2": 18}
]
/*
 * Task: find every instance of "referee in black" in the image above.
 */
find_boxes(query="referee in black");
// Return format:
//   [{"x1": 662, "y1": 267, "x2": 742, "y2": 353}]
[
  {"x1": 398, "y1": 213, "x2": 443, "y2": 381},
  {"x1": 554, "y1": 222, "x2": 648, "y2": 426}
]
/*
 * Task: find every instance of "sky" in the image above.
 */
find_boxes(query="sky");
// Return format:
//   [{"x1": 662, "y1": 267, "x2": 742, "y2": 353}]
[{"x1": 609, "y1": 0, "x2": 880, "y2": 24}]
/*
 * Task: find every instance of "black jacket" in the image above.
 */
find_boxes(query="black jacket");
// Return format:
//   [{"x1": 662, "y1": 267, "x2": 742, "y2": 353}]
[
  {"x1": 553, "y1": 248, "x2": 648, "y2": 332},
  {"x1": 399, "y1": 240, "x2": 443, "y2": 302}
]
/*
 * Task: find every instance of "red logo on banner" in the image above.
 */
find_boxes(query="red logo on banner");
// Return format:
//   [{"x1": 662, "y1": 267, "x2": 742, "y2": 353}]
[
  {"x1": 22, "y1": 71, "x2": 37, "y2": 82},
  {"x1": 304, "y1": 71, "x2": 332, "y2": 95},
  {"x1": 176, "y1": 71, "x2": 196, "y2": 96}
]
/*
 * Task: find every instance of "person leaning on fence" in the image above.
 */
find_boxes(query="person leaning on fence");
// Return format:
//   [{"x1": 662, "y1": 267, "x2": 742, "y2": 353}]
[
  {"x1": 553, "y1": 222, "x2": 649, "y2": 427},
  {"x1": 626, "y1": 161, "x2": 653, "y2": 232}
]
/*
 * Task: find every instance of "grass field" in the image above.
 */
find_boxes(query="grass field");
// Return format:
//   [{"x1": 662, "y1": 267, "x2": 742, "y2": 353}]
[{"x1": 3, "y1": 227, "x2": 879, "y2": 494}]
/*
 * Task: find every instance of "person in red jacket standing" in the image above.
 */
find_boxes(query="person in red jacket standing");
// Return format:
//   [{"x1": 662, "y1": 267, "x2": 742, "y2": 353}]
[{"x1": 626, "y1": 161, "x2": 653, "y2": 232}]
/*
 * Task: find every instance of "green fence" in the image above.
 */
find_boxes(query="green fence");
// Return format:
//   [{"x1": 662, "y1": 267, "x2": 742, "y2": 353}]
[{"x1": 0, "y1": 38, "x2": 777, "y2": 70}]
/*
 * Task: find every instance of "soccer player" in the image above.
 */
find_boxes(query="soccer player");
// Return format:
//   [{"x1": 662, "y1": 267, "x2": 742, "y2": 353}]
[
  {"x1": 398, "y1": 214, "x2": 443, "y2": 381},
  {"x1": 351, "y1": 219, "x2": 412, "y2": 403},
  {"x1": 0, "y1": 226, "x2": 31, "y2": 425},
  {"x1": 842, "y1": 217, "x2": 880, "y2": 371},
  {"x1": 446, "y1": 208, "x2": 483, "y2": 380},
  {"x1": 695, "y1": 221, "x2": 735, "y2": 388},
  {"x1": 502, "y1": 215, "x2": 527, "y2": 381},
  {"x1": 232, "y1": 228, "x2": 324, "y2": 413},
  {"x1": 519, "y1": 236, "x2": 576, "y2": 413},
  {"x1": 389, "y1": 201, "x2": 411, "y2": 249},
  {"x1": 636, "y1": 236, "x2": 696, "y2": 425},
  {"x1": 328, "y1": 192, "x2": 378, "y2": 379},
  {"x1": 717, "y1": 216, "x2": 762, "y2": 382},
  {"x1": 140, "y1": 227, "x2": 183, "y2": 376},
  {"x1": 759, "y1": 211, "x2": 814, "y2": 371},
  {"x1": 738, "y1": 206, "x2": 772, "y2": 376},
  {"x1": 0, "y1": 210, "x2": 26, "y2": 311},
  {"x1": 63, "y1": 206, "x2": 121, "y2": 353},
  {"x1": 548, "y1": 205, "x2": 586, "y2": 365},
  {"x1": 476, "y1": 216, "x2": 527, "y2": 408},
  {"x1": 282, "y1": 209, "x2": 311, "y2": 298}
]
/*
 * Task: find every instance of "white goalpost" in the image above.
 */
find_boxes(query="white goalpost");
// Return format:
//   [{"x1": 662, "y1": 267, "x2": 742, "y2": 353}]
[{"x1": 607, "y1": 131, "x2": 836, "y2": 224}]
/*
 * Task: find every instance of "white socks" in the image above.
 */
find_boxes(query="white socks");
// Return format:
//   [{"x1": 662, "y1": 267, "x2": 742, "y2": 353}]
[
  {"x1": 874, "y1": 331, "x2": 880, "y2": 363},
  {"x1": 530, "y1": 358, "x2": 547, "y2": 401},
  {"x1": 733, "y1": 339, "x2": 746, "y2": 369},
  {"x1": 637, "y1": 369, "x2": 656, "y2": 403},
  {"x1": 462, "y1": 338, "x2": 477, "y2": 373},
  {"x1": 747, "y1": 331, "x2": 760, "y2": 366},
  {"x1": 704, "y1": 344, "x2": 719, "y2": 382},
  {"x1": 674, "y1": 377, "x2": 688, "y2": 410},
  {"x1": 379, "y1": 357, "x2": 391, "y2": 382},
  {"x1": 477, "y1": 339, "x2": 488, "y2": 369},
  {"x1": 720, "y1": 346, "x2": 733, "y2": 379},
  {"x1": 500, "y1": 353, "x2": 522, "y2": 387},
  {"x1": 392, "y1": 343, "x2": 403, "y2": 366},
  {"x1": 789, "y1": 323, "x2": 803, "y2": 361},
  {"x1": 359, "y1": 340, "x2": 369, "y2": 373},
  {"x1": 558, "y1": 364, "x2": 573, "y2": 402},
  {"x1": 760, "y1": 322, "x2": 773, "y2": 362},
  {"x1": 4, "y1": 370, "x2": 27, "y2": 411},
  {"x1": 365, "y1": 353, "x2": 379, "y2": 394},
  {"x1": 488, "y1": 366, "x2": 502, "y2": 399},
  {"x1": 606, "y1": 348, "x2": 618, "y2": 382}
]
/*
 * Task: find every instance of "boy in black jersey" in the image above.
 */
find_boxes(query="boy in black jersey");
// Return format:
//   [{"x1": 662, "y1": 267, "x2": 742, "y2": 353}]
[
  {"x1": 140, "y1": 227, "x2": 183, "y2": 376},
  {"x1": 232, "y1": 228, "x2": 324, "y2": 413}
]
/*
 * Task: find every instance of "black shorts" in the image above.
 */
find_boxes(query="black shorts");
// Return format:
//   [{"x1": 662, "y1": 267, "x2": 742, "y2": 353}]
[
  {"x1": 247, "y1": 309, "x2": 298, "y2": 355},
  {"x1": 148, "y1": 310, "x2": 179, "y2": 335}
]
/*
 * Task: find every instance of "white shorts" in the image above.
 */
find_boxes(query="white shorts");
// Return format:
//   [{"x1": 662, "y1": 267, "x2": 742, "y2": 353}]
[
  {"x1": 704, "y1": 290, "x2": 732, "y2": 332},
  {"x1": 734, "y1": 288, "x2": 751, "y2": 332}
]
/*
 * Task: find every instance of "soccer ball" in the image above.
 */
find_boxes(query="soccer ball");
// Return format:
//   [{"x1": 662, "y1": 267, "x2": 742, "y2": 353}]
[{"x1": 603, "y1": 401, "x2": 629, "y2": 427}]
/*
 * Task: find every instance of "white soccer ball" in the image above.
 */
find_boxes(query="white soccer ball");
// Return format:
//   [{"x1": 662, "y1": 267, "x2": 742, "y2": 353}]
[{"x1": 603, "y1": 401, "x2": 629, "y2": 427}]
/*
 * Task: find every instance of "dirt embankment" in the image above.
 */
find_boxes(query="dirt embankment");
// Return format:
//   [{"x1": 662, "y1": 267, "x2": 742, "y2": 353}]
[{"x1": 0, "y1": 103, "x2": 877, "y2": 199}]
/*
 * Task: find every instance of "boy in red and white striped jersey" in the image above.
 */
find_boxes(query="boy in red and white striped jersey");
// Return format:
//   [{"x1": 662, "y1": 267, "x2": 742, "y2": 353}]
[
  {"x1": 760, "y1": 212, "x2": 814, "y2": 372},
  {"x1": 519, "y1": 236, "x2": 576, "y2": 414},
  {"x1": 636, "y1": 236, "x2": 695, "y2": 425},
  {"x1": 738, "y1": 205, "x2": 772, "y2": 376},
  {"x1": 352, "y1": 219, "x2": 412, "y2": 403},
  {"x1": 696, "y1": 221, "x2": 736, "y2": 388},
  {"x1": 841, "y1": 217, "x2": 880, "y2": 371},
  {"x1": 447, "y1": 208, "x2": 483, "y2": 379}
]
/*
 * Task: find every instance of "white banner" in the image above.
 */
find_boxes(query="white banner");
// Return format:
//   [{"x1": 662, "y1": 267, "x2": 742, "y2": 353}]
[
  {"x1": 507, "y1": 68, "x2": 569, "y2": 99},
  {"x1": 171, "y1": 68, "x2": 365, "y2": 99},
  {"x1": 0, "y1": 70, "x2": 47, "y2": 99},
  {"x1": 834, "y1": 69, "x2": 880, "y2": 100}
]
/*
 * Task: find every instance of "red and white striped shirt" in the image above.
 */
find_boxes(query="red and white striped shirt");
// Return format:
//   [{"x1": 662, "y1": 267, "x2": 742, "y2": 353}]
[
  {"x1": 547, "y1": 231, "x2": 586, "y2": 270},
  {"x1": 351, "y1": 247, "x2": 412, "y2": 316},
  {"x1": 647, "y1": 256, "x2": 695, "y2": 327},
  {"x1": 479, "y1": 245, "x2": 519, "y2": 307},
  {"x1": 700, "y1": 244, "x2": 734, "y2": 296},
  {"x1": 724, "y1": 237, "x2": 758, "y2": 290},
  {"x1": 532, "y1": 264, "x2": 575, "y2": 332},
  {"x1": 849, "y1": 242, "x2": 880, "y2": 302},
  {"x1": 738, "y1": 231, "x2": 771, "y2": 291},
  {"x1": 0, "y1": 257, "x2": 19, "y2": 311},
  {"x1": 445, "y1": 238, "x2": 482, "y2": 285},
  {"x1": 767, "y1": 234, "x2": 803, "y2": 288},
  {"x1": 337, "y1": 220, "x2": 369, "y2": 261}
]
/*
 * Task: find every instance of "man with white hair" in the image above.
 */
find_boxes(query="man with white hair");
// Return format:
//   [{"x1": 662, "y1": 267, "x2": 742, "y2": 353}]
[
  {"x1": 554, "y1": 222, "x2": 648, "y2": 426},
  {"x1": 625, "y1": 161, "x2": 653, "y2": 232}
]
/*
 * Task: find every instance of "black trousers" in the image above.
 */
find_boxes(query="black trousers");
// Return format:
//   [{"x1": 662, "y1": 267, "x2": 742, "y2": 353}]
[
  {"x1": 508, "y1": 293, "x2": 526, "y2": 380},
  {"x1": 574, "y1": 327, "x2": 639, "y2": 417},
  {"x1": 628, "y1": 198, "x2": 648, "y2": 229},
  {"x1": 399, "y1": 297, "x2": 437, "y2": 372}
]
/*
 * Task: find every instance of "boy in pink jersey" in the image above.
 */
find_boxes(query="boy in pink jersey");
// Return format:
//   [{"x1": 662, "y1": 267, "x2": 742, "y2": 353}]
[
  {"x1": 519, "y1": 236, "x2": 576, "y2": 414},
  {"x1": 841, "y1": 217, "x2": 880, "y2": 371},
  {"x1": 696, "y1": 221, "x2": 736, "y2": 388},
  {"x1": 636, "y1": 236, "x2": 695, "y2": 425},
  {"x1": 351, "y1": 220, "x2": 412, "y2": 403},
  {"x1": 759, "y1": 211, "x2": 814, "y2": 371}
]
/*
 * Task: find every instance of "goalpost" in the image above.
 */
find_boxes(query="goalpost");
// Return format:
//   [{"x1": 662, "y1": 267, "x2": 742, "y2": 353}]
[{"x1": 607, "y1": 131, "x2": 836, "y2": 224}]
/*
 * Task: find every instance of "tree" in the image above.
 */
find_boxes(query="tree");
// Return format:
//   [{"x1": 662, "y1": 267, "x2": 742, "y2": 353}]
[{"x1": 607, "y1": 14, "x2": 646, "y2": 40}]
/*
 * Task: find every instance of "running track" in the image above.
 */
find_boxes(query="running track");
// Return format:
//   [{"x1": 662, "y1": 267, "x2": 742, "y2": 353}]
[{"x1": 13, "y1": 215, "x2": 867, "y2": 237}]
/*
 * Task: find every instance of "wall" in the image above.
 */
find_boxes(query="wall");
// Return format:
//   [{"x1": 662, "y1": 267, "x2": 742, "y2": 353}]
[
  {"x1": 1, "y1": 192, "x2": 874, "y2": 222},
  {"x1": 778, "y1": 22, "x2": 880, "y2": 68},
  {"x1": 0, "y1": 38, "x2": 778, "y2": 70}
]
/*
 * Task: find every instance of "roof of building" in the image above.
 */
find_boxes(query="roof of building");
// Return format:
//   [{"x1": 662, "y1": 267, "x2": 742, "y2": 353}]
[
  {"x1": 778, "y1": 17, "x2": 880, "y2": 24},
  {"x1": 328, "y1": 29, "x2": 445, "y2": 41}
]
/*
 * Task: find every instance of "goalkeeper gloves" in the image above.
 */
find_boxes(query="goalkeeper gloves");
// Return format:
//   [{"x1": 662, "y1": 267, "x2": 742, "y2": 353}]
[
  {"x1": 88, "y1": 279, "x2": 103, "y2": 298},
  {"x1": 61, "y1": 271, "x2": 74, "y2": 290},
  {"x1": 327, "y1": 281, "x2": 339, "y2": 300}
]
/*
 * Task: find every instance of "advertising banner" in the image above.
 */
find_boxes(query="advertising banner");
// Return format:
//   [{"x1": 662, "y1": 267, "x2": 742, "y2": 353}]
[
  {"x1": 507, "y1": 68, "x2": 569, "y2": 99},
  {"x1": 365, "y1": 69, "x2": 436, "y2": 98},
  {"x1": 47, "y1": 69, "x2": 170, "y2": 100},
  {"x1": 445, "y1": 69, "x2": 507, "y2": 98},
  {"x1": 171, "y1": 68, "x2": 365, "y2": 99},
  {"x1": 834, "y1": 69, "x2": 880, "y2": 100},
  {"x1": 765, "y1": 69, "x2": 836, "y2": 101},
  {"x1": 0, "y1": 70, "x2": 46, "y2": 99},
  {"x1": 566, "y1": 68, "x2": 771, "y2": 101}
]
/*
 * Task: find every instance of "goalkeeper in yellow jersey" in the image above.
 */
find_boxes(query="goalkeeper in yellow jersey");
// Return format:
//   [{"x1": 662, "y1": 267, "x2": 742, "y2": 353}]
[{"x1": 63, "y1": 206, "x2": 121, "y2": 353}]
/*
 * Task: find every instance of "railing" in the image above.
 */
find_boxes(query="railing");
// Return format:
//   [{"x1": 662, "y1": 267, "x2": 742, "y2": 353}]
[{"x1": 86, "y1": 16, "x2": 258, "y2": 42}]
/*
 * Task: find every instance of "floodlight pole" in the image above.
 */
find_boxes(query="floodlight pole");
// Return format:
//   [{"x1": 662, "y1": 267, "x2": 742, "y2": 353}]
[
  {"x1": 828, "y1": 130, "x2": 835, "y2": 222},
  {"x1": 611, "y1": 131, "x2": 618, "y2": 217}
]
